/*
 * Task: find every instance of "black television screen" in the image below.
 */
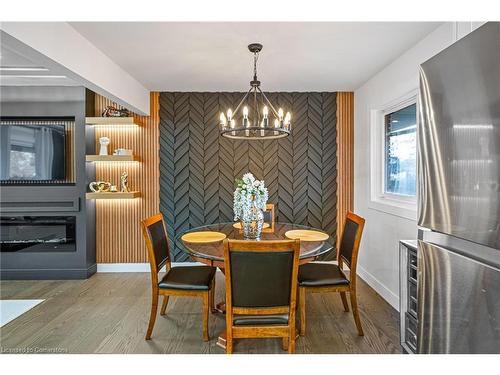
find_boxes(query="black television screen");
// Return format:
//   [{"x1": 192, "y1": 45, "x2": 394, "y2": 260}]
[{"x1": 0, "y1": 124, "x2": 66, "y2": 182}]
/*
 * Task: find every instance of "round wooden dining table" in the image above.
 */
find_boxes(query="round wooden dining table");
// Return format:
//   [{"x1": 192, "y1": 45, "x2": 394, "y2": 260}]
[
  {"x1": 177, "y1": 222, "x2": 334, "y2": 269},
  {"x1": 177, "y1": 222, "x2": 334, "y2": 349}
]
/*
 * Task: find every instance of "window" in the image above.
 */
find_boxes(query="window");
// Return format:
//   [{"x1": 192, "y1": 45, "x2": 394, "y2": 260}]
[
  {"x1": 384, "y1": 103, "x2": 417, "y2": 196},
  {"x1": 369, "y1": 90, "x2": 418, "y2": 220}
]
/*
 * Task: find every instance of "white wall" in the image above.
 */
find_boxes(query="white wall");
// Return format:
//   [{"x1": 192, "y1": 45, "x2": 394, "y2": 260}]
[{"x1": 353, "y1": 22, "x2": 485, "y2": 310}]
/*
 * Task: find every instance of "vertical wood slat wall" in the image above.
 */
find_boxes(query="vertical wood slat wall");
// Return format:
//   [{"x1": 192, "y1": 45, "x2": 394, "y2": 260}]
[
  {"x1": 94, "y1": 92, "x2": 160, "y2": 262},
  {"x1": 336, "y1": 92, "x2": 354, "y2": 249}
]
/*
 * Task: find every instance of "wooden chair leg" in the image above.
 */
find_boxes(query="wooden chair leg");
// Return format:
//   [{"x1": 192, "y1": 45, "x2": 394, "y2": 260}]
[
  {"x1": 299, "y1": 287, "x2": 306, "y2": 336},
  {"x1": 288, "y1": 326, "x2": 296, "y2": 354},
  {"x1": 349, "y1": 289, "x2": 364, "y2": 336},
  {"x1": 210, "y1": 279, "x2": 216, "y2": 313},
  {"x1": 226, "y1": 328, "x2": 233, "y2": 354},
  {"x1": 145, "y1": 290, "x2": 159, "y2": 340},
  {"x1": 160, "y1": 295, "x2": 169, "y2": 316},
  {"x1": 202, "y1": 292, "x2": 210, "y2": 341},
  {"x1": 340, "y1": 291, "x2": 349, "y2": 312},
  {"x1": 282, "y1": 337, "x2": 289, "y2": 351}
]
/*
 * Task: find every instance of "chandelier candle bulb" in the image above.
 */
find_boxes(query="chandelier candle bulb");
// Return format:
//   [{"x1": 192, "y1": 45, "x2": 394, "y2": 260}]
[
  {"x1": 262, "y1": 106, "x2": 269, "y2": 128},
  {"x1": 243, "y1": 106, "x2": 249, "y2": 127},
  {"x1": 219, "y1": 112, "x2": 227, "y2": 128},
  {"x1": 261, "y1": 114, "x2": 266, "y2": 137},
  {"x1": 274, "y1": 119, "x2": 280, "y2": 136},
  {"x1": 278, "y1": 108, "x2": 284, "y2": 121},
  {"x1": 242, "y1": 106, "x2": 250, "y2": 136},
  {"x1": 284, "y1": 112, "x2": 291, "y2": 128},
  {"x1": 227, "y1": 108, "x2": 233, "y2": 121}
]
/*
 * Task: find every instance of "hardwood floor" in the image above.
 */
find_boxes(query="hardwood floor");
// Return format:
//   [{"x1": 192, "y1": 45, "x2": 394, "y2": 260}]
[{"x1": 0, "y1": 272, "x2": 401, "y2": 354}]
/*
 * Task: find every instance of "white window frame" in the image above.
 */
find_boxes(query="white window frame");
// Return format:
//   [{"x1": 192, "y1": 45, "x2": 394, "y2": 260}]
[{"x1": 368, "y1": 89, "x2": 418, "y2": 220}]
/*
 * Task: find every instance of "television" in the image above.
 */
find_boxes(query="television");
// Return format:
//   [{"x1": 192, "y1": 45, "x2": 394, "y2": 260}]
[{"x1": 0, "y1": 124, "x2": 66, "y2": 183}]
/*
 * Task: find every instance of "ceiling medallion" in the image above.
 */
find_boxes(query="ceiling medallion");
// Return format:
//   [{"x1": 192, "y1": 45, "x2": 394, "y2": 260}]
[{"x1": 219, "y1": 43, "x2": 291, "y2": 140}]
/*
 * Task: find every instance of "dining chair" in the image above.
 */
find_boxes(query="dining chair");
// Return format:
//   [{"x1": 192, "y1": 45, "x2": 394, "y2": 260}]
[
  {"x1": 141, "y1": 213, "x2": 216, "y2": 341},
  {"x1": 262, "y1": 203, "x2": 275, "y2": 232},
  {"x1": 298, "y1": 211, "x2": 366, "y2": 336},
  {"x1": 223, "y1": 238, "x2": 301, "y2": 354},
  {"x1": 264, "y1": 203, "x2": 275, "y2": 223}
]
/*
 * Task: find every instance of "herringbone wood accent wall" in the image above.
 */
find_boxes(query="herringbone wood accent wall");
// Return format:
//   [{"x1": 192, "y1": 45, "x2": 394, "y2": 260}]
[
  {"x1": 94, "y1": 92, "x2": 160, "y2": 262},
  {"x1": 159, "y1": 92, "x2": 338, "y2": 261}
]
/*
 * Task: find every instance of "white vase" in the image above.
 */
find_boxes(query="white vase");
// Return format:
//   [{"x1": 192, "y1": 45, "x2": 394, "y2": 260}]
[{"x1": 99, "y1": 137, "x2": 110, "y2": 155}]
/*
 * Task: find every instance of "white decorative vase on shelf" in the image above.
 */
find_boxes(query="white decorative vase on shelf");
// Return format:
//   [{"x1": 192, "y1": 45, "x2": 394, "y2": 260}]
[
  {"x1": 233, "y1": 173, "x2": 268, "y2": 240},
  {"x1": 99, "y1": 137, "x2": 110, "y2": 155}
]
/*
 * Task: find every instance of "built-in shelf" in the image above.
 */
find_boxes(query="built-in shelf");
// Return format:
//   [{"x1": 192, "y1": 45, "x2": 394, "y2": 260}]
[
  {"x1": 85, "y1": 155, "x2": 140, "y2": 162},
  {"x1": 85, "y1": 117, "x2": 139, "y2": 126},
  {"x1": 86, "y1": 191, "x2": 141, "y2": 200}
]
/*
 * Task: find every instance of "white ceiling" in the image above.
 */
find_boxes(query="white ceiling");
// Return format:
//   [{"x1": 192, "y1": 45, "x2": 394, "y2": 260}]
[{"x1": 70, "y1": 22, "x2": 441, "y2": 92}]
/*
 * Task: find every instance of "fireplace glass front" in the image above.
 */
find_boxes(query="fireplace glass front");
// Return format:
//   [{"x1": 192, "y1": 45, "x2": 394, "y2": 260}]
[{"x1": 0, "y1": 216, "x2": 76, "y2": 253}]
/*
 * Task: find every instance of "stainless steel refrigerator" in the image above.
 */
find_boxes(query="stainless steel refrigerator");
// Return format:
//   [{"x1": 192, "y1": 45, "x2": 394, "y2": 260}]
[{"x1": 417, "y1": 22, "x2": 500, "y2": 353}]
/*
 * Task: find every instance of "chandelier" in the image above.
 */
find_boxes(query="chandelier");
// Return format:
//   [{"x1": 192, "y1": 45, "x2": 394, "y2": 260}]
[{"x1": 219, "y1": 43, "x2": 291, "y2": 140}]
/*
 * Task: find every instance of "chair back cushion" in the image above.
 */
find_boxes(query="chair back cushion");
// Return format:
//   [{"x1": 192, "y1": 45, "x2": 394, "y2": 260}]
[
  {"x1": 224, "y1": 239, "x2": 300, "y2": 311},
  {"x1": 262, "y1": 210, "x2": 273, "y2": 224},
  {"x1": 263, "y1": 203, "x2": 275, "y2": 223},
  {"x1": 229, "y1": 250, "x2": 294, "y2": 307},
  {"x1": 141, "y1": 214, "x2": 170, "y2": 272},
  {"x1": 339, "y1": 212, "x2": 365, "y2": 268}
]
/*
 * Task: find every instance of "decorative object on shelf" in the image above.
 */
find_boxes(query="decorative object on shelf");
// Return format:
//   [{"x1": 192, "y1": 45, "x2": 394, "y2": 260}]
[
  {"x1": 99, "y1": 137, "x2": 110, "y2": 155},
  {"x1": 120, "y1": 171, "x2": 130, "y2": 193},
  {"x1": 233, "y1": 173, "x2": 268, "y2": 239},
  {"x1": 89, "y1": 181, "x2": 112, "y2": 193},
  {"x1": 114, "y1": 148, "x2": 133, "y2": 156},
  {"x1": 219, "y1": 43, "x2": 291, "y2": 140},
  {"x1": 109, "y1": 185, "x2": 118, "y2": 192},
  {"x1": 102, "y1": 105, "x2": 130, "y2": 117}
]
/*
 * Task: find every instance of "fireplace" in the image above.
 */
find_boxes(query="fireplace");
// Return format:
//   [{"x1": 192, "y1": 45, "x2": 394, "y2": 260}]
[{"x1": 1, "y1": 216, "x2": 76, "y2": 253}]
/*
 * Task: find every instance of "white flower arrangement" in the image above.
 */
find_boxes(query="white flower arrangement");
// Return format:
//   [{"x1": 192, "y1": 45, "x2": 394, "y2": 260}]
[{"x1": 233, "y1": 172, "x2": 268, "y2": 222}]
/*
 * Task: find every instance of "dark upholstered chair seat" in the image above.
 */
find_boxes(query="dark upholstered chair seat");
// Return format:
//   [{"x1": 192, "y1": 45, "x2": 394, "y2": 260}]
[
  {"x1": 233, "y1": 314, "x2": 289, "y2": 326},
  {"x1": 298, "y1": 263, "x2": 349, "y2": 287},
  {"x1": 158, "y1": 266, "x2": 216, "y2": 291}
]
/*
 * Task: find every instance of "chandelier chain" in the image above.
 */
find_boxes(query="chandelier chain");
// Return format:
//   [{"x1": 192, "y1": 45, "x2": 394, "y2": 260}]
[{"x1": 253, "y1": 51, "x2": 259, "y2": 81}]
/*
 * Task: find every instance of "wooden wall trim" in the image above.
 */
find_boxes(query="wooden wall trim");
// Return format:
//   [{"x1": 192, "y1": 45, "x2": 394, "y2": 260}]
[
  {"x1": 336, "y1": 92, "x2": 354, "y2": 250},
  {"x1": 94, "y1": 92, "x2": 160, "y2": 263}
]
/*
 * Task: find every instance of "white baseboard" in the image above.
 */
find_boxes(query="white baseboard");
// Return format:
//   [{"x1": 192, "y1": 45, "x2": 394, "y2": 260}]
[
  {"x1": 96, "y1": 262, "x2": 205, "y2": 273},
  {"x1": 356, "y1": 265, "x2": 399, "y2": 311}
]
